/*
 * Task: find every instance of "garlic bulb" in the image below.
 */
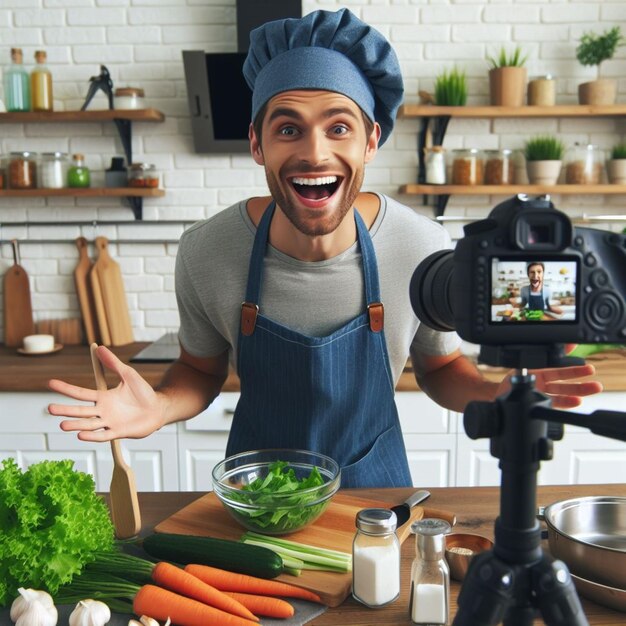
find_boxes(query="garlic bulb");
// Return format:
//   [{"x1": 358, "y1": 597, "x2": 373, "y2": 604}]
[
  {"x1": 69, "y1": 599, "x2": 111, "y2": 626},
  {"x1": 128, "y1": 616, "x2": 170, "y2": 626},
  {"x1": 10, "y1": 588, "x2": 57, "y2": 626}
]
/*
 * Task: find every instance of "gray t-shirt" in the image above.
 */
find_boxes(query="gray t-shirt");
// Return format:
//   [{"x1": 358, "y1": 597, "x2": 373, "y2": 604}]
[{"x1": 176, "y1": 194, "x2": 461, "y2": 385}]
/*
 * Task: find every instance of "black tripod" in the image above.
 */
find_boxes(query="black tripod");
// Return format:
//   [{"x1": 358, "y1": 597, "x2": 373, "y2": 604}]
[{"x1": 453, "y1": 344, "x2": 626, "y2": 626}]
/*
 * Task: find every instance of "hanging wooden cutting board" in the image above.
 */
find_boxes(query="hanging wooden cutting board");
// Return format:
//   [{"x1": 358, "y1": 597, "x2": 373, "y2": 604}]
[
  {"x1": 3, "y1": 239, "x2": 35, "y2": 347},
  {"x1": 74, "y1": 237, "x2": 99, "y2": 345},
  {"x1": 90, "y1": 236, "x2": 133, "y2": 346},
  {"x1": 154, "y1": 491, "x2": 456, "y2": 608}
]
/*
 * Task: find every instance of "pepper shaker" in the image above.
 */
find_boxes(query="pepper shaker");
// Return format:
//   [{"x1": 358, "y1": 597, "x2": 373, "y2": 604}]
[
  {"x1": 352, "y1": 508, "x2": 401, "y2": 608},
  {"x1": 409, "y1": 518, "x2": 451, "y2": 625}
]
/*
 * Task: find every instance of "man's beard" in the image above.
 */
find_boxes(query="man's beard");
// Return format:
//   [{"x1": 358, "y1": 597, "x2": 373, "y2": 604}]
[{"x1": 265, "y1": 168, "x2": 364, "y2": 237}]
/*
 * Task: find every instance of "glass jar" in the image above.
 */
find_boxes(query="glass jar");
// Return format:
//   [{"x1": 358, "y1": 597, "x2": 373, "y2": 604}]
[
  {"x1": 409, "y1": 518, "x2": 451, "y2": 625},
  {"x1": 451, "y1": 149, "x2": 484, "y2": 185},
  {"x1": 425, "y1": 146, "x2": 446, "y2": 184},
  {"x1": 8, "y1": 151, "x2": 37, "y2": 189},
  {"x1": 67, "y1": 153, "x2": 91, "y2": 188},
  {"x1": 484, "y1": 149, "x2": 515, "y2": 185},
  {"x1": 352, "y1": 508, "x2": 400, "y2": 608},
  {"x1": 128, "y1": 163, "x2": 159, "y2": 188},
  {"x1": 527, "y1": 75, "x2": 556, "y2": 106},
  {"x1": 114, "y1": 87, "x2": 145, "y2": 110},
  {"x1": 39, "y1": 152, "x2": 68, "y2": 189},
  {"x1": 565, "y1": 144, "x2": 604, "y2": 185}
]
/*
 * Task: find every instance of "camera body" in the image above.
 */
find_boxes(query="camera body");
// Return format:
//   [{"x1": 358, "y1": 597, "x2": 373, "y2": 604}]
[{"x1": 411, "y1": 195, "x2": 626, "y2": 347}]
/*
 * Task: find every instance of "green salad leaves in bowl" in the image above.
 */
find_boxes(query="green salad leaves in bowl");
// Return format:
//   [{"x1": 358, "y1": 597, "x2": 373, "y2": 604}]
[{"x1": 212, "y1": 449, "x2": 341, "y2": 535}]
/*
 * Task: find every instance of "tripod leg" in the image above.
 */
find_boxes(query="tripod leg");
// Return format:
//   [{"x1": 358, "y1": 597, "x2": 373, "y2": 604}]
[
  {"x1": 453, "y1": 551, "x2": 520, "y2": 626},
  {"x1": 532, "y1": 555, "x2": 589, "y2": 626}
]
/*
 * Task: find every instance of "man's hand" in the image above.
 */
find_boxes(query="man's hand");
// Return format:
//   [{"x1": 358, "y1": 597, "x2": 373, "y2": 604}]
[
  {"x1": 48, "y1": 345, "x2": 167, "y2": 442},
  {"x1": 495, "y1": 362, "x2": 603, "y2": 409}
]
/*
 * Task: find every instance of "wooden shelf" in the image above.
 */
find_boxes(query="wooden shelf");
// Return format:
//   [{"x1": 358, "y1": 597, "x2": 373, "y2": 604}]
[
  {"x1": 400, "y1": 184, "x2": 626, "y2": 196},
  {"x1": 0, "y1": 109, "x2": 165, "y2": 123},
  {"x1": 398, "y1": 104, "x2": 626, "y2": 119},
  {"x1": 0, "y1": 187, "x2": 165, "y2": 198}
]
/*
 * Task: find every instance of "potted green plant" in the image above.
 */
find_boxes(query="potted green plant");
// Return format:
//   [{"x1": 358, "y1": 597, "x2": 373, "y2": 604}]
[
  {"x1": 576, "y1": 26, "x2": 624, "y2": 105},
  {"x1": 487, "y1": 46, "x2": 528, "y2": 107},
  {"x1": 524, "y1": 135, "x2": 565, "y2": 185},
  {"x1": 607, "y1": 142, "x2": 626, "y2": 184},
  {"x1": 434, "y1": 67, "x2": 467, "y2": 106}
]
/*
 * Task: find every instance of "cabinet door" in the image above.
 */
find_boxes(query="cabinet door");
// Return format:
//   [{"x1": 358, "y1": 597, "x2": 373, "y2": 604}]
[
  {"x1": 183, "y1": 392, "x2": 239, "y2": 432},
  {"x1": 178, "y1": 432, "x2": 229, "y2": 491},
  {"x1": 396, "y1": 392, "x2": 451, "y2": 434}
]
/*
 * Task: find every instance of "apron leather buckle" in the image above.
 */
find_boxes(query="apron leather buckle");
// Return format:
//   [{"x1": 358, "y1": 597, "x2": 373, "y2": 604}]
[
  {"x1": 368, "y1": 302, "x2": 384, "y2": 333},
  {"x1": 241, "y1": 302, "x2": 259, "y2": 336}
]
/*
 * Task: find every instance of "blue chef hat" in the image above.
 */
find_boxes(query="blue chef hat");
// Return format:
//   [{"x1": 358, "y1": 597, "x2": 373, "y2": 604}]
[{"x1": 243, "y1": 8, "x2": 404, "y2": 146}]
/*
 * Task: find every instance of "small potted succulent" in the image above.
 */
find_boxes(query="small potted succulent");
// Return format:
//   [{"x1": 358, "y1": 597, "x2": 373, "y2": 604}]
[
  {"x1": 487, "y1": 46, "x2": 528, "y2": 107},
  {"x1": 576, "y1": 26, "x2": 624, "y2": 105},
  {"x1": 434, "y1": 66, "x2": 468, "y2": 106},
  {"x1": 607, "y1": 142, "x2": 626, "y2": 184},
  {"x1": 524, "y1": 135, "x2": 565, "y2": 185}
]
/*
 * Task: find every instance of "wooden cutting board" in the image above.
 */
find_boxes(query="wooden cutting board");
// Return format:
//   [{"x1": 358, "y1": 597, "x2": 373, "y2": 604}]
[
  {"x1": 154, "y1": 491, "x2": 455, "y2": 607},
  {"x1": 74, "y1": 237, "x2": 99, "y2": 344},
  {"x1": 91, "y1": 236, "x2": 133, "y2": 346},
  {"x1": 3, "y1": 240, "x2": 35, "y2": 347}
]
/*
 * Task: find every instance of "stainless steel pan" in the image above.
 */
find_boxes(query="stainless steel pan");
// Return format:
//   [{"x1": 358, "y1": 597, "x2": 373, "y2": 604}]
[{"x1": 542, "y1": 496, "x2": 626, "y2": 590}]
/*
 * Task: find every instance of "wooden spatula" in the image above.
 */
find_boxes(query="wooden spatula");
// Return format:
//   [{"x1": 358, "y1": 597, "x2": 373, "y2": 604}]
[
  {"x1": 89, "y1": 343, "x2": 141, "y2": 539},
  {"x1": 3, "y1": 239, "x2": 35, "y2": 347}
]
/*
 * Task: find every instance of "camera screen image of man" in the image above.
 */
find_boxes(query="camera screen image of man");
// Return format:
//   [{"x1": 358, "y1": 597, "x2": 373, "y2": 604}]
[
  {"x1": 520, "y1": 262, "x2": 564, "y2": 316},
  {"x1": 46, "y1": 9, "x2": 601, "y2": 488}
]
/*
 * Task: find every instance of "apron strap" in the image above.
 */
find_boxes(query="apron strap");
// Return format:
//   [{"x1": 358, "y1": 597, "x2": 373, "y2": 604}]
[{"x1": 241, "y1": 202, "x2": 385, "y2": 334}]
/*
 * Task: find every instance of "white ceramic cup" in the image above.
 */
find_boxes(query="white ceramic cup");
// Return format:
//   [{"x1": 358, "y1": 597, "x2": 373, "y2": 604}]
[{"x1": 22, "y1": 334, "x2": 55, "y2": 353}]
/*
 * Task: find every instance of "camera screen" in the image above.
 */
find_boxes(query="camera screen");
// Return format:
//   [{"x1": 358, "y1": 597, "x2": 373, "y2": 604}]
[{"x1": 490, "y1": 258, "x2": 578, "y2": 323}]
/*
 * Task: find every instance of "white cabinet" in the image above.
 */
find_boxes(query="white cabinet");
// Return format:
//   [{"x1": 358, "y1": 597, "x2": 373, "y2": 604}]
[
  {"x1": 0, "y1": 392, "x2": 178, "y2": 491},
  {"x1": 2, "y1": 389, "x2": 623, "y2": 491}
]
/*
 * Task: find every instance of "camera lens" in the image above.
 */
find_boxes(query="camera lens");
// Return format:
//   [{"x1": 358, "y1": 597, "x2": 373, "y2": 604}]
[{"x1": 410, "y1": 250, "x2": 456, "y2": 332}]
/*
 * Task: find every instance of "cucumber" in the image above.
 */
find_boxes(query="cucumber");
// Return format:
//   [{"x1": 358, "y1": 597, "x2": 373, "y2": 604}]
[{"x1": 142, "y1": 532, "x2": 284, "y2": 579}]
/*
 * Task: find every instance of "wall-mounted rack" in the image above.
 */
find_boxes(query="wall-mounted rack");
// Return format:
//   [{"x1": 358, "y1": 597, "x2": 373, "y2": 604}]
[
  {"x1": 398, "y1": 104, "x2": 626, "y2": 216},
  {"x1": 0, "y1": 109, "x2": 166, "y2": 219}
]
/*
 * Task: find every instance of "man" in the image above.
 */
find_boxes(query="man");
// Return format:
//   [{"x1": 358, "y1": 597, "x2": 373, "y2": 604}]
[
  {"x1": 520, "y1": 262, "x2": 564, "y2": 315},
  {"x1": 47, "y1": 9, "x2": 600, "y2": 487}
]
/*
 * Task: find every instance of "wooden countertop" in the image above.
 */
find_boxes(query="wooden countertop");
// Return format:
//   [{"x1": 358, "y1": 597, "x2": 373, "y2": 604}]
[
  {"x1": 1, "y1": 342, "x2": 625, "y2": 392},
  {"x1": 137, "y1": 484, "x2": 626, "y2": 625}
]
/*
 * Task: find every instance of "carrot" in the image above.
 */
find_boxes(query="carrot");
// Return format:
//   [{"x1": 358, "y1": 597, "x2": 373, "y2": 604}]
[
  {"x1": 151, "y1": 561, "x2": 258, "y2": 622},
  {"x1": 133, "y1": 584, "x2": 258, "y2": 626},
  {"x1": 184, "y1": 564, "x2": 323, "y2": 604},
  {"x1": 225, "y1": 591, "x2": 295, "y2": 619}
]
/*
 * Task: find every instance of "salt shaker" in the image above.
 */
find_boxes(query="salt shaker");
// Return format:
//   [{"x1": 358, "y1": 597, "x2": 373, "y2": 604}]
[
  {"x1": 352, "y1": 508, "x2": 400, "y2": 608},
  {"x1": 425, "y1": 146, "x2": 446, "y2": 184},
  {"x1": 409, "y1": 518, "x2": 451, "y2": 625}
]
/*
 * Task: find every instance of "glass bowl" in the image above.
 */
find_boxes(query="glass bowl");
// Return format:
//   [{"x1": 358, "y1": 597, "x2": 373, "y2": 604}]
[{"x1": 212, "y1": 449, "x2": 341, "y2": 535}]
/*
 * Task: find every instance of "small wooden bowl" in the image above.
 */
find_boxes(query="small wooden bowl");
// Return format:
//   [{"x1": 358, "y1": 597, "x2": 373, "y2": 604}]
[{"x1": 445, "y1": 533, "x2": 494, "y2": 582}]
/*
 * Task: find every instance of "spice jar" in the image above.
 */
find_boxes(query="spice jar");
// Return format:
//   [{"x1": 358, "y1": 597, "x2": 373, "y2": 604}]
[
  {"x1": 114, "y1": 87, "x2": 145, "y2": 110},
  {"x1": 67, "y1": 153, "x2": 91, "y2": 188},
  {"x1": 527, "y1": 75, "x2": 556, "y2": 106},
  {"x1": 352, "y1": 508, "x2": 400, "y2": 608},
  {"x1": 409, "y1": 518, "x2": 451, "y2": 625},
  {"x1": 8, "y1": 151, "x2": 37, "y2": 189},
  {"x1": 484, "y1": 149, "x2": 515, "y2": 185},
  {"x1": 425, "y1": 146, "x2": 446, "y2": 184},
  {"x1": 128, "y1": 163, "x2": 159, "y2": 188},
  {"x1": 565, "y1": 144, "x2": 604, "y2": 184},
  {"x1": 39, "y1": 152, "x2": 68, "y2": 189},
  {"x1": 451, "y1": 149, "x2": 484, "y2": 185}
]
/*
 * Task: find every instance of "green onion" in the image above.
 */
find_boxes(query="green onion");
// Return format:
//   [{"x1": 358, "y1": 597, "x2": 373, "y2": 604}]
[{"x1": 241, "y1": 531, "x2": 352, "y2": 573}]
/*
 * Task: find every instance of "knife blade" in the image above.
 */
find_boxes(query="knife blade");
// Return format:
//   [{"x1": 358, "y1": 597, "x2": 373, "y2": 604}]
[{"x1": 390, "y1": 489, "x2": 431, "y2": 527}]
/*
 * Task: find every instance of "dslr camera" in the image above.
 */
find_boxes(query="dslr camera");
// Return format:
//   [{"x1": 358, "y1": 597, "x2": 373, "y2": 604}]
[{"x1": 411, "y1": 195, "x2": 626, "y2": 361}]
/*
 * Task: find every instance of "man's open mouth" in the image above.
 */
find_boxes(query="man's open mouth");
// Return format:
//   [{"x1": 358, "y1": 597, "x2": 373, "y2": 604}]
[{"x1": 291, "y1": 176, "x2": 341, "y2": 201}]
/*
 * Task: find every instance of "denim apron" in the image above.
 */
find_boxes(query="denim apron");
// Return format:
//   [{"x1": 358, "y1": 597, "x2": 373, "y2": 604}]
[
  {"x1": 528, "y1": 291, "x2": 545, "y2": 310},
  {"x1": 226, "y1": 201, "x2": 413, "y2": 488}
]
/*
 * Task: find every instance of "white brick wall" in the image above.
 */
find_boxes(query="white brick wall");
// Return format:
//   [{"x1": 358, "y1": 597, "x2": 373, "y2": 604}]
[{"x1": 0, "y1": 0, "x2": 625, "y2": 342}]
